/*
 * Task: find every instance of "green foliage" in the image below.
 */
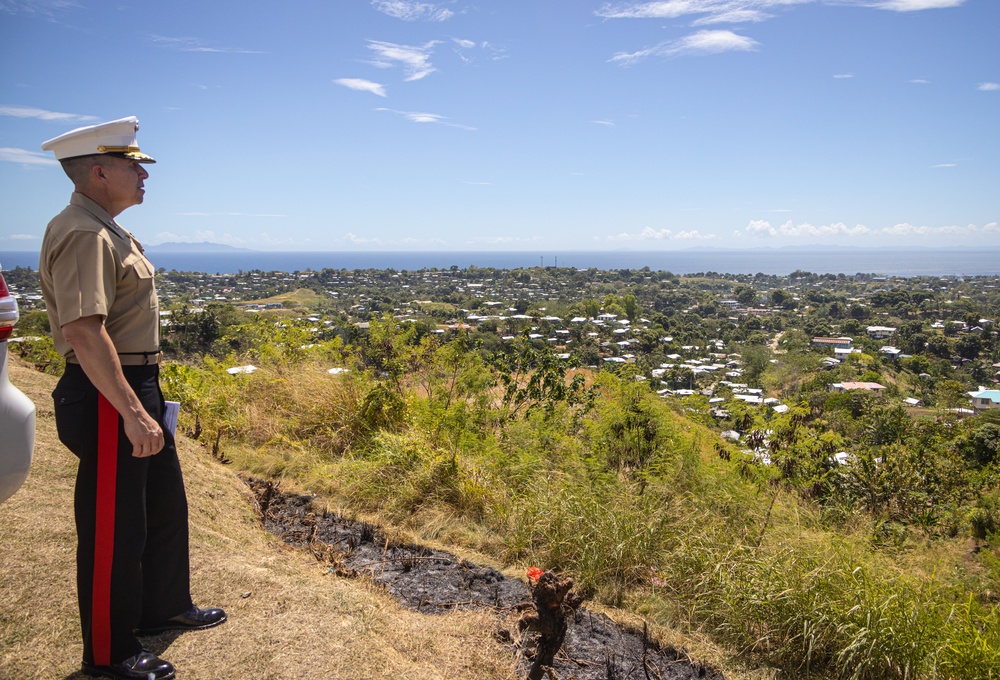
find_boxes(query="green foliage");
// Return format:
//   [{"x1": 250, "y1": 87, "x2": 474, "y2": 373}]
[
  {"x1": 960, "y1": 423, "x2": 1000, "y2": 468},
  {"x1": 490, "y1": 336, "x2": 589, "y2": 421},
  {"x1": 740, "y1": 344, "x2": 771, "y2": 386},
  {"x1": 685, "y1": 540, "x2": 1000, "y2": 679},
  {"x1": 14, "y1": 309, "x2": 50, "y2": 335},
  {"x1": 132, "y1": 264, "x2": 1000, "y2": 675},
  {"x1": 8, "y1": 336, "x2": 63, "y2": 375},
  {"x1": 358, "y1": 383, "x2": 407, "y2": 434},
  {"x1": 969, "y1": 491, "x2": 1000, "y2": 542},
  {"x1": 588, "y1": 377, "x2": 672, "y2": 474}
]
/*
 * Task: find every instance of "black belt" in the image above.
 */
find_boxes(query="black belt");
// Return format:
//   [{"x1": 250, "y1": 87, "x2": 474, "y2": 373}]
[{"x1": 67, "y1": 350, "x2": 161, "y2": 366}]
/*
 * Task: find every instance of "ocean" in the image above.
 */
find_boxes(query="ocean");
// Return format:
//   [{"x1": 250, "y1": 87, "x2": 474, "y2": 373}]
[{"x1": 3, "y1": 249, "x2": 998, "y2": 277}]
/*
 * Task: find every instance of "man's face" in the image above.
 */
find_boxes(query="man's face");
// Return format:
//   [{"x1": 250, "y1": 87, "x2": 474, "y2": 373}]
[{"x1": 103, "y1": 157, "x2": 149, "y2": 213}]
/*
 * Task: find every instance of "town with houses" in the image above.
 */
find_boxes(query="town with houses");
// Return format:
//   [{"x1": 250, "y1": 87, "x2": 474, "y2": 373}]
[{"x1": 4, "y1": 264, "x2": 1000, "y2": 438}]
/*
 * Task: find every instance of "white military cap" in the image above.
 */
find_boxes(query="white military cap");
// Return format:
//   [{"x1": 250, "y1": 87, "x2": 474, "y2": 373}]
[{"x1": 41, "y1": 116, "x2": 155, "y2": 163}]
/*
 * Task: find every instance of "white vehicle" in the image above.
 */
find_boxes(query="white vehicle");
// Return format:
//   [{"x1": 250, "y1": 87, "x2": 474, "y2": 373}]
[{"x1": 0, "y1": 269, "x2": 35, "y2": 504}]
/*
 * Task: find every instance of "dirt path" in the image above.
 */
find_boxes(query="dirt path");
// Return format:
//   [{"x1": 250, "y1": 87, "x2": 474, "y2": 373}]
[{"x1": 248, "y1": 478, "x2": 723, "y2": 680}]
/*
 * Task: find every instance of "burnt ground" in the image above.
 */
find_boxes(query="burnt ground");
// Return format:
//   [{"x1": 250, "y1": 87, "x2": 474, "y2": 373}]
[{"x1": 246, "y1": 478, "x2": 724, "y2": 680}]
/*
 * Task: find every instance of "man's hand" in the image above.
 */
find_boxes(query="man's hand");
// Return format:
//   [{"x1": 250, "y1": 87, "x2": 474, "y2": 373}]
[
  {"x1": 62, "y1": 315, "x2": 164, "y2": 457},
  {"x1": 123, "y1": 409, "x2": 164, "y2": 458}
]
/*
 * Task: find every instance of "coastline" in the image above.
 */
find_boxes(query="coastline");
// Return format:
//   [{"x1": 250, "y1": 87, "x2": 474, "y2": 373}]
[{"x1": 4, "y1": 248, "x2": 1000, "y2": 277}]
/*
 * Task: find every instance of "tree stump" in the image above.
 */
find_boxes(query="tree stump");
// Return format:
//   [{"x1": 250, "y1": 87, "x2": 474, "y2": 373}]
[{"x1": 517, "y1": 570, "x2": 582, "y2": 680}]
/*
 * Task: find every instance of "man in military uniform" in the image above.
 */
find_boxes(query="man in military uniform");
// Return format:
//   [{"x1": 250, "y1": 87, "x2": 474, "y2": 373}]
[{"x1": 39, "y1": 117, "x2": 226, "y2": 680}]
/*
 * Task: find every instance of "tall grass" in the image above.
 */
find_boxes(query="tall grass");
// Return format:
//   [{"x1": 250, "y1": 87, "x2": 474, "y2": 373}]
[{"x1": 162, "y1": 350, "x2": 1000, "y2": 678}]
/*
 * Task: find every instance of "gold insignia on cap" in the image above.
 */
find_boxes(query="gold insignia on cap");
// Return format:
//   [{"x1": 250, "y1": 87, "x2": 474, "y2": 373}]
[{"x1": 98, "y1": 145, "x2": 142, "y2": 154}]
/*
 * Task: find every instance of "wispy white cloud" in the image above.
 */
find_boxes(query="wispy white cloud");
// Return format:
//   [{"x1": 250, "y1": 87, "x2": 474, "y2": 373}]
[
  {"x1": 739, "y1": 219, "x2": 999, "y2": 239},
  {"x1": 371, "y1": 0, "x2": 453, "y2": 22},
  {"x1": 149, "y1": 35, "x2": 264, "y2": 54},
  {"x1": 0, "y1": 105, "x2": 96, "y2": 123},
  {"x1": 834, "y1": 73, "x2": 854, "y2": 79},
  {"x1": 4, "y1": 233, "x2": 38, "y2": 241},
  {"x1": 909, "y1": 78, "x2": 930, "y2": 84},
  {"x1": 367, "y1": 40, "x2": 439, "y2": 81},
  {"x1": 608, "y1": 227, "x2": 718, "y2": 241},
  {"x1": 176, "y1": 212, "x2": 287, "y2": 218},
  {"x1": 0, "y1": 0, "x2": 78, "y2": 16},
  {"x1": 481, "y1": 40, "x2": 508, "y2": 62},
  {"x1": 451, "y1": 38, "x2": 505, "y2": 65},
  {"x1": 595, "y1": 0, "x2": 966, "y2": 61},
  {"x1": 596, "y1": 1, "x2": 811, "y2": 22},
  {"x1": 599, "y1": 1, "x2": 712, "y2": 20},
  {"x1": 591, "y1": 119, "x2": 616, "y2": 126},
  {"x1": 879, "y1": 222, "x2": 997, "y2": 236},
  {"x1": 869, "y1": 0, "x2": 965, "y2": 11},
  {"x1": 0, "y1": 147, "x2": 60, "y2": 166},
  {"x1": 340, "y1": 231, "x2": 445, "y2": 247},
  {"x1": 931, "y1": 162, "x2": 957, "y2": 168},
  {"x1": 610, "y1": 29, "x2": 759, "y2": 63},
  {"x1": 375, "y1": 107, "x2": 476, "y2": 130},
  {"x1": 742, "y1": 219, "x2": 872, "y2": 237},
  {"x1": 693, "y1": 8, "x2": 774, "y2": 25},
  {"x1": 979, "y1": 82, "x2": 999, "y2": 91},
  {"x1": 596, "y1": 0, "x2": 963, "y2": 24},
  {"x1": 334, "y1": 78, "x2": 387, "y2": 97}
]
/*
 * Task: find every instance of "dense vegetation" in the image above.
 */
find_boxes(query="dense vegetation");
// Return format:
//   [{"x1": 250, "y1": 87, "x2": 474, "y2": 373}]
[{"x1": 6, "y1": 264, "x2": 1000, "y2": 678}]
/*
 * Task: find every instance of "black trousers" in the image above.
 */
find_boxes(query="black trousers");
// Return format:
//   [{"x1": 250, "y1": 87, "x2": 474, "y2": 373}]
[{"x1": 53, "y1": 362, "x2": 193, "y2": 665}]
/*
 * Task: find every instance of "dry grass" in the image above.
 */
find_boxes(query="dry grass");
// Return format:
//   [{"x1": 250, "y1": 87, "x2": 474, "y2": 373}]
[{"x1": 0, "y1": 358, "x2": 518, "y2": 680}]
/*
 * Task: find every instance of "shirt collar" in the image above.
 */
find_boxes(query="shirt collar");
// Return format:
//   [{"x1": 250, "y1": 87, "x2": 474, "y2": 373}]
[{"x1": 70, "y1": 191, "x2": 133, "y2": 243}]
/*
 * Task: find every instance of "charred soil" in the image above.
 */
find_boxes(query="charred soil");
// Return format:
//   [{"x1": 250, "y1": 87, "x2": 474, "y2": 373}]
[{"x1": 247, "y1": 477, "x2": 724, "y2": 680}]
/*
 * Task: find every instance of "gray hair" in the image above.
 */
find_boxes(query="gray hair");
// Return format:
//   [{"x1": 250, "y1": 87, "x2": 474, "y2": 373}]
[{"x1": 59, "y1": 154, "x2": 117, "y2": 187}]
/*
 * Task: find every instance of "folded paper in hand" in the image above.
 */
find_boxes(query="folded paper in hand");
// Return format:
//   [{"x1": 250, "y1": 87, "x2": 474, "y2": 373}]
[{"x1": 163, "y1": 401, "x2": 180, "y2": 437}]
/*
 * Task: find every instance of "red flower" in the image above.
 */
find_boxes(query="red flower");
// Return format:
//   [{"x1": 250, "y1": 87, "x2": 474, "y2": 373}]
[{"x1": 527, "y1": 566, "x2": 544, "y2": 582}]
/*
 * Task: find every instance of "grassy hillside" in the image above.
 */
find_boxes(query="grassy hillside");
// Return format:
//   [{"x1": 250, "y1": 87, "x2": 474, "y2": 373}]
[
  {"x1": 149, "y1": 330, "x2": 1000, "y2": 680},
  {"x1": 238, "y1": 287, "x2": 323, "y2": 311},
  {"x1": 7, "y1": 337, "x2": 999, "y2": 678},
  {"x1": 0, "y1": 359, "x2": 518, "y2": 680}
]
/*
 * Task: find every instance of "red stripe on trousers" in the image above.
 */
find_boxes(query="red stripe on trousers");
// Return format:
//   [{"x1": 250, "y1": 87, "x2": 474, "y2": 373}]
[{"x1": 93, "y1": 393, "x2": 119, "y2": 666}]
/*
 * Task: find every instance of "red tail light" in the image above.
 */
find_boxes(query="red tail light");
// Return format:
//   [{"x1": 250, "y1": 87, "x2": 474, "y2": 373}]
[{"x1": 0, "y1": 273, "x2": 18, "y2": 341}]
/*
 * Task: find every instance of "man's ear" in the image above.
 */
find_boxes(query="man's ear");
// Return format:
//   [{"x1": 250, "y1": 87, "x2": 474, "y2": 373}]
[{"x1": 91, "y1": 162, "x2": 108, "y2": 183}]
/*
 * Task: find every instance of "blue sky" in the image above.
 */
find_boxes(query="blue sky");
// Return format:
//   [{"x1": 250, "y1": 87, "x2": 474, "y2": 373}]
[{"x1": 1, "y1": 0, "x2": 997, "y2": 252}]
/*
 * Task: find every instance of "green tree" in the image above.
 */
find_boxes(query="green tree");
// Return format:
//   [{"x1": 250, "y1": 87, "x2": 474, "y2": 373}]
[
  {"x1": 960, "y1": 424, "x2": 1000, "y2": 467},
  {"x1": 741, "y1": 344, "x2": 772, "y2": 386},
  {"x1": 623, "y1": 293, "x2": 640, "y2": 322},
  {"x1": 590, "y1": 379, "x2": 668, "y2": 474},
  {"x1": 770, "y1": 289, "x2": 792, "y2": 308},
  {"x1": 956, "y1": 334, "x2": 982, "y2": 360},
  {"x1": 926, "y1": 335, "x2": 952, "y2": 359},
  {"x1": 734, "y1": 285, "x2": 757, "y2": 306}
]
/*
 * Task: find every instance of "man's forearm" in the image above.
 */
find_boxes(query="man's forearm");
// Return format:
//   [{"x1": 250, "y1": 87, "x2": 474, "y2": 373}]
[{"x1": 61, "y1": 315, "x2": 164, "y2": 457}]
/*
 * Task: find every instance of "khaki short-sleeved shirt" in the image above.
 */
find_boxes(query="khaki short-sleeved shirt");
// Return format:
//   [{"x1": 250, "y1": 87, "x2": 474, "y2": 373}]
[{"x1": 39, "y1": 192, "x2": 159, "y2": 361}]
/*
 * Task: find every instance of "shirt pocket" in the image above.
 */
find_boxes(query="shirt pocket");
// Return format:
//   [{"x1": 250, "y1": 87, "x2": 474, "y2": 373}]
[{"x1": 124, "y1": 252, "x2": 158, "y2": 310}]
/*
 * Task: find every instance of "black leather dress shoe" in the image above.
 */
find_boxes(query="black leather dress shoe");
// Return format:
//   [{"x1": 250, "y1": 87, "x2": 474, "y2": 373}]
[
  {"x1": 136, "y1": 605, "x2": 227, "y2": 635},
  {"x1": 82, "y1": 651, "x2": 176, "y2": 679}
]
